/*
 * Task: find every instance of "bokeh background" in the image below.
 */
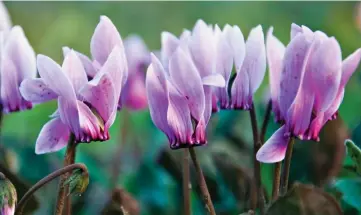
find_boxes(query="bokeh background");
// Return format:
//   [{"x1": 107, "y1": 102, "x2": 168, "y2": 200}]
[{"x1": 2, "y1": 1, "x2": 361, "y2": 215}]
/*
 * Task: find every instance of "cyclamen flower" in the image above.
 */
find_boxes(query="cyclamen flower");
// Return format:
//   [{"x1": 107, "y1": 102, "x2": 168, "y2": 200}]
[
  {"x1": 0, "y1": 173, "x2": 16, "y2": 215},
  {"x1": 63, "y1": 16, "x2": 138, "y2": 110},
  {"x1": 120, "y1": 35, "x2": 150, "y2": 110},
  {"x1": 20, "y1": 37, "x2": 127, "y2": 154},
  {"x1": 147, "y1": 20, "x2": 225, "y2": 149},
  {"x1": 0, "y1": 26, "x2": 36, "y2": 113},
  {"x1": 212, "y1": 24, "x2": 266, "y2": 110},
  {"x1": 256, "y1": 24, "x2": 361, "y2": 163}
]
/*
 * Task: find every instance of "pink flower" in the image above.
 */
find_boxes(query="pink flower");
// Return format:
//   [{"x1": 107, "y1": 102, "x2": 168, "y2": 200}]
[
  {"x1": 20, "y1": 16, "x2": 128, "y2": 154},
  {"x1": 256, "y1": 24, "x2": 361, "y2": 163}
]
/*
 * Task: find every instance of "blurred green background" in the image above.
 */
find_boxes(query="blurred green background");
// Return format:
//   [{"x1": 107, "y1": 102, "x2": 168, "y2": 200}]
[{"x1": 2, "y1": 1, "x2": 361, "y2": 215}]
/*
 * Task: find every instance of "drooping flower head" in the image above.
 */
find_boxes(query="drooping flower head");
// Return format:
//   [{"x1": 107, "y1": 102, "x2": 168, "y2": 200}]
[
  {"x1": 0, "y1": 173, "x2": 16, "y2": 215},
  {"x1": 20, "y1": 16, "x2": 128, "y2": 154},
  {"x1": 120, "y1": 35, "x2": 150, "y2": 110},
  {"x1": 211, "y1": 23, "x2": 266, "y2": 111},
  {"x1": 0, "y1": 5, "x2": 36, "y2": 113},
  {"x1": 147, "y1": 20, "x2": 225, "y2": 149},
  {"x1": 257, "y1": 24, "x2": 361, "y2": 163}
]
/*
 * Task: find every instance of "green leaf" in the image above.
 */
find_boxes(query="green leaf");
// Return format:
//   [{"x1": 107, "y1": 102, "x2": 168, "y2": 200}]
[
  {"x1": 266, "y1": 183, "x2": 343, "y2": 215},
  {"x1": 345, "y1": 139, "x2": 361, "y2": 175},
  {"x1": 335, "y1": 178, "x2": 361, "y2": 211}
]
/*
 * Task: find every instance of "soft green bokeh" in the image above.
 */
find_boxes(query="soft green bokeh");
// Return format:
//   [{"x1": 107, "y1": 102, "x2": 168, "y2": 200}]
[{"x1": 2, "y1": 2, "x2": 361, "y2": 215}]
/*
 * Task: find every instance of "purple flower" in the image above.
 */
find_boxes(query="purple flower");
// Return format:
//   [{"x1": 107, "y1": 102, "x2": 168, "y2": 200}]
[
  {"x1": 0, "y1": 26, "x2": 36, "y2": 113},
  {"x1": 20, "y1": 17, "x2": 128, "y2": 154},
  {"x1": 1, "y1": 204, "x2": 14, "y2": 215},
  {"x1": 120, "y1": 35, "x2": 150, "y2": 110},
  {"x1": 147, "y1": 20, "x2": 225, "y2": 149},
  {"x1": 210, "y1": 24, "x2": 266, "y2": 110},
  {"x1": 256, "y1": 24, "x2": 361, "y2": 163}
]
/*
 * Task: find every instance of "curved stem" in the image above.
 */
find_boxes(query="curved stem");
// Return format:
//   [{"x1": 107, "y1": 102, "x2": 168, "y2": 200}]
[
  {"x1": 260, "y1": 101, "x2": 272, "y2": 143},
  {"x1": 281, "y1": 137, "x2": 295, "y2": 195},
  {"x1": 183, "y1": 149, "x2": 191, "y2": 215},
  {"x1": 55, "y1": 133, "x2": 77, "y2": 215},
  {"x1": 249, "y1": 104, "x2": 264, "y2": 214},
  {"x1": 271, "y1": 162, "x2": 282, "y2": 201},
  {"x1": 189, "y1": 148, "x2": 215, "y2": 215},
  {"x1": 15, "y1": 163, "x2": 88, "y2": 215}
]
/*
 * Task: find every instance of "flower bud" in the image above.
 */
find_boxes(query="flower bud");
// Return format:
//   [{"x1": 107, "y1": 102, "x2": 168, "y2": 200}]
[
  {"x1": 63, "y1": 169, "x2": 89, "y2": 196},
  {"x1": 0, "y1": 173, "x2": 17, "y2": 215}
]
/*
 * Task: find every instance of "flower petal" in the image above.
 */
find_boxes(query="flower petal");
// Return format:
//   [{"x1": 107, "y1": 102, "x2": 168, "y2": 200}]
[
  {"x1": 266, "y1": 27, "x2": 285, "y2": 121},
  {"x1": 244, "y1": 25, "x2": 266, "y2": 94},
  {"x1": 161, "y1": 31, "x2": 179, "y2": 70},
  {"x1": 256, "y1": 126, "x2": 290, "y2": 163},
  {"x1": 19, "y1": 78, "x2": 57, "y2": 104},
  {"x1": 91, "y1": 16, "x2": 123, "y2": 65},
  {"x1": 124, "y1": 34, "x2": 150, "y2": 72},
  {"x1": 341, "y1": 48, "x2": 361, "y2": 87},
  {"x1": 224, "y1": 24, "x2": 245, "y2": 72},
  {"x1": 202, "y1": 74, "x2": 226, "y2": 87},
  {"x1": 121, "y1": 71, "x2": 148, "y2": 110},
  {"x1": 77, "y1": 101, "x2": 104, "y2": 141},
  {"x1": 188, "y1": 19, "x2": 216, "y2": 77},
  {"x1": 63, "y1": 46, "x2": 98, "y2": 78},
  {"x1": 169, "y1": 47, "x2": 205, "y2": 121},
  {"x1": 278, "y1": 33, "x2": 313, "y2": 120},
  {"x1": 99, "y1": 45, "x2": 128, "y2": 107},
  {"x1": 290, "y1": 23, "x2": 302, "y2": 39},
  {"x1": 167, "y1": 83, "x2": 193, "y2": 149},
  {"x1": 35, "y1": 117, "x2": 70, "y2": 154},
  {"x1": 79, "y1": 72, "x2": 116, "y2": 127},
  {"x1": 146, "y1": 54, "x2": 174, "y2": 141},
  {"x1": 310, "y1": 36, "x2": 342, "y2": 113},
  {"x1": 58, "y1": 96, "x2": 80, "y2": 140},
  {"x1": 37, "y1": 54, "x2": 77, "y2": 99},
  {"x1": 0, "y1": 1, "x2": 11, "y2": 31},
  {"x1": 5, "y1": 26, "x2": 36, "y2": 80},
  {"x1": 62, "y1": 50, "x2": 88, "y2": 94}
]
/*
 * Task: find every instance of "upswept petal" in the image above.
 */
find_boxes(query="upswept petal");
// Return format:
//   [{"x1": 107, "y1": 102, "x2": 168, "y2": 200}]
[
  {"x1": 309, "y1": 36, "x2": 342, "y2": 113},
  {"x1": 5, "y1": 26, "x2": 36, "y2": 80},
  {"x1": 244, "y1": 25, "x2": 266, "y2": 94},
  {"x1": 35, "y1": 117, "x2": 70, "y2": 154},
  {"x1": 77, "y1": 101, "x2": 104, "y2": 142},
  {"x1": 290, "y1": 23, "x2": 302, "y2": 39},
  {"x1": 79, "y1": 72, "x2": 116, "y2": 128},
  {"x1": 161, "y1": 31, "x2": 179, "y2": 69},
  {"x1": 19, "y1": 78, "x2": 57, "y2": 104},
  {"x1": 90, "y1": 16, "x2": 123, "y2": 65},
  {"x1": 230, "y1": 69, "x2": 250, "y2": 109},
  {"x1": 169, "y1": 47, "x2": 205, "y2": 121},
  {"x1": 223, "y1": 24, "x2": 246, "y2": 72},
  {"x1": 121, "y1": 71, "x2": 148, "y2": 110},
  {"x1": 98, "y1": 45, "x2": 128, "y2": 106},
  {"x1": 62, "y1": 50, "x2": 88, "y2": 94},
  {"x1": 266, "y1": 27, "x2": 285, "y2": 120},
  {"x1": 256, "y1": 126, "x2": 290, "y2": 163},
  {"x1": 0, "y1": 54, "x2": 27, "y2": 112},
  {"x1": 37, "y1": 54, "x2": 77, "y2": 99},
  {"x1": 214, "y1": 25, "x2": 233, "y2": 108},
  {"x1": 62, "y1": 47, "x2": 97, "y2": 78},
  {"x1": 146, "y1": 54, "x2": 174, "y2": 141},
  {"x1": 0, "y1": 1, "x2": 11, "y2": 31},
  {"x1": 340, "y1": 48, "x2": 361, "y2": 86},
  {"x1": 202, "y1": 74, "x2": 226, "y2": 87},
  {"x1": 58, "y1": 96, "x2": 80, "y2": 140},
  {"x1": 188, "y1": 19, "x2": 216, "y2": 77},
  {"x1": 167, "y1": 83, "x2": 193, "y2": 149},
  {"x1": 278, "y1": 33, "x2": 314, "y2": 120}
]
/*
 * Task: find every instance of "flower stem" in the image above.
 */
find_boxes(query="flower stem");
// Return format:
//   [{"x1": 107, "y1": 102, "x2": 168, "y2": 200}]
[
  {"x1": 249, "y1": 104, "x2": 264, "y2": 214},
  {"x1": 271, "y1": 162, "x2": 282, "y2": 201},
  {"x1": 15, "y1": 163, "x2": 88, "y2": 215},
  {"x1": 260, "y1": 101, "x2": 272, "y2": 143},
  {"x1": 55, "y1": 133, "x2": 77, "y2": 215},
  {"x1": 188, "y1": 148, "x2": 215, "y2": 215},
  {"x1": 183, "y1": 149, "x2": 191, "y2": 215},
  {"x1": 280, "y1": 137, "x2": 295, "y2": 195},
  {"x1": 110, "y1": 110, "x2": 129, "y2": 189}
]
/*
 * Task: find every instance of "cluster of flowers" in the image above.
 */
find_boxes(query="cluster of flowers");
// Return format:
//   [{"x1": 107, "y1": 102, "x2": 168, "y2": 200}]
[{"x1": 1, "y1": 2, "x2": 361, "y2": 213}]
